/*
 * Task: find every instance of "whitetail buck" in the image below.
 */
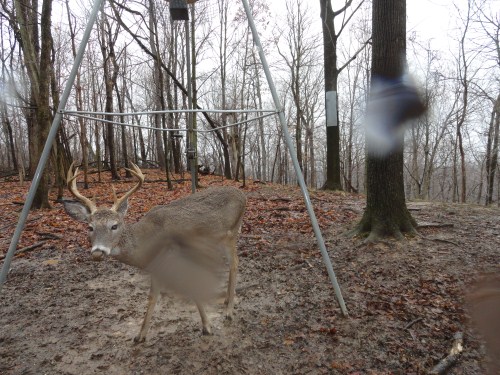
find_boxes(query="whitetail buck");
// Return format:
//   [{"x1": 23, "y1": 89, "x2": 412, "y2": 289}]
[
  {"x1": 63, "y1": 163, "x2": 246, "y2": 342},
  {"x1": 467, "y1": 277, "x2": 500, "y2": 374}
]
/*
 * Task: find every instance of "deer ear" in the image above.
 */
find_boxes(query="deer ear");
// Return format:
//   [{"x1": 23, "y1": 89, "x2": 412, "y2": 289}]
[
  {"x1": 63, "y1": 200, "x2": 92, "y2": 222},
  {"x1": 115, "y1": 198, "x2": 129, "y2": 216}
]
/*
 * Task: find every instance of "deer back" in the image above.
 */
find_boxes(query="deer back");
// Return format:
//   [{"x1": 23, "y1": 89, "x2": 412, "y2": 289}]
[
  {"x1": 120, "y1": 186, "x2": 246, "y2": 268},
  {"x1": 139, "y1": 186, "x2": 246, "y2": 234}
]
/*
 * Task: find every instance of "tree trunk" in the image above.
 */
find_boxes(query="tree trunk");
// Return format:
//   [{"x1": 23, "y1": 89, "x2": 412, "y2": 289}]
[
  {"x1": 485, "y1": 94, "x2": 500, "y2": 205},
  {"x1": 115, "y1": 74, "x2": 131, "y2": 178},
  {"x1": 91, "y1": 72, "x2": 102, "y2": 182},
  {"x1": 351, "y1": 0, "x2": 417, "y2": 242},
  {"x1": 189, "y1": 3, "x2": 199, "y2": 186},
  {"x1": 149, "y1": 4, "x2": 172, "y2": 188},
  {"x1": 13, "y1": 0, "x2": 54, "y2": 209},
  {"x1": 456, "y1": 1, "x2": 472, "y2": 203},
  {"x1": 166, "y1": 30, "x2": 181, "y2": 174},
  {"x1": 31, "y1": 0, "x2": 52, "y2": 209},
  {"x1": 124, "y1": 78, "x2": 147, "y2": 166},
  {"x1": 65, "y1": 0, "x2": 88, "y2": 188},
  {"x1": 252, "y1": 48, "x2": 267, "y2": 182},
  {"x1": 319, "y1": 0, "x2": 342, "y2": 191},
  {"x1": 100, "y1": 10, "x2": 120, "y2": 180},
  {"x1": 218, "y1": 0, "x2": 232, "y2": 180},
  {"x1": 1, "y1": 102, "x2": 18, "y2": 171},
  {"x1": 50, "y1": 48, "x2": 71, "y2": 201},
  {"x1": 148, "y1": 0, "x2": 165, "y2": 172}
]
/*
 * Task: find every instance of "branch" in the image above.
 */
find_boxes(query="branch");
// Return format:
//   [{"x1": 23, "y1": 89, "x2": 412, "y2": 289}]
[
  {"x1": 333, "y1": 0, "x2": 354, "y2": 18},
  {"x1": 108, "y1": 0, "x2": 226, "y2": 146},
  {"x1": 337, "y1": 0, "x2": 365, "y2": 37},
  {"x1": 17, "y1": 241, "x2": 45, "y2": 255},
  {"x1": 429, "y1": 332, "x2": 464, "y2": 374},
  {"x1": 338, "y1": 37, "x2": 371, "y2": 73}
]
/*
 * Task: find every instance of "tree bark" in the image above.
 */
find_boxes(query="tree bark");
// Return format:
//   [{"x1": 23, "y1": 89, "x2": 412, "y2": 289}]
[
  {"x1": 319, "y1": 0, "x2": 342, "y2": 191},
  {"x1": 13, "y1": 0, "x2": 53, "y2": 209},
  {"x1": 485, "y1": 94, "x2": 500, "y2": 205},
  {"x1": 99, "y1": 7, "x2": 120, "y2": 180},
  {"x1": 148, "y1": 0, "x2": 166, "y2": 172},
  {"x1": 0, "y1": 102, "x2": 18, "y2": 171},
  {"x1": 66, "y1": 0, "x2": 88, "y2": 188},
  {"x1": 351, "y1": 0, "x2": 417, "y2": 242}
]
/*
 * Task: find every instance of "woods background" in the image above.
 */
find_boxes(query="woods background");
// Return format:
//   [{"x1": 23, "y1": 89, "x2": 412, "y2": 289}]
[{"x1": 0, "y1": 0, "x2": 499, "y2": 206}]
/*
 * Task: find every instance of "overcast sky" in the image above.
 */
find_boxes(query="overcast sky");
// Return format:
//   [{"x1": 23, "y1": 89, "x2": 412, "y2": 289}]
[{"x1": 266, "y1": 0, "x2": 468, "y2": 53}]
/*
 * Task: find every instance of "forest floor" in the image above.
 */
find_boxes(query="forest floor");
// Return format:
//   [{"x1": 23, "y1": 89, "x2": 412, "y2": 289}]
[{"x1": 0, "y1": 170, "x2": 499, "y2": 375}]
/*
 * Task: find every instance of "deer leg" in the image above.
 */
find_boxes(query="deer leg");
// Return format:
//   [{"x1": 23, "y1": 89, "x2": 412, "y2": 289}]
[
  {"x1": 134, "y1": 281, "x2": 160, "y2": 343},
  {"x1": 195, "y1": 301, "x2": 212, "y2": 335},
  {"x1": 224, "y1": 241, "x2": 239, "y2": 320}
]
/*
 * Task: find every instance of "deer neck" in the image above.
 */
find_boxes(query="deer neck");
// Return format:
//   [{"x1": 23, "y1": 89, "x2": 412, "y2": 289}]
[{"x1": 111, "y1": 221, "x2": 157, "y2": 269}]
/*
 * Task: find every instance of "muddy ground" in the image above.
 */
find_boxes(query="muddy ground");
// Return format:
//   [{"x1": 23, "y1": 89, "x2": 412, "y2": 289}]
[{"x1": 0, "y1": 174, "x2": 499, "y2": 374}]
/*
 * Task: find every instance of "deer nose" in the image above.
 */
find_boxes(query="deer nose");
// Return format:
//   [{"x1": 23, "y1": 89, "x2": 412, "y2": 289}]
[
  {"x1": 91, "y1": 250, "x2": 104, "y2": 261},
  {"x1": 91, "y1": 246, "x2": 110, "y2": 260}
]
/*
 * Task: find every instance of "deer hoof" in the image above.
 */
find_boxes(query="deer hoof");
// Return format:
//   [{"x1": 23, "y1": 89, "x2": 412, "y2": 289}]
[
  {"x1": 202, "y1": 326, "x2": 213, "y2": 336},
  {"x1": 133, "y1": 335, "x2": 145, "y2": 343},
  {"x1": 224, "y1": 309, "x2": 234, "y2": 321}
]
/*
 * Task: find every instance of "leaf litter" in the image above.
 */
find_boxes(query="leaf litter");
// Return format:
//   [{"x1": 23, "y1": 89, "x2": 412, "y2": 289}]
[{"x1": 0, "y1": 171, "x2": 499, "y2": 374}]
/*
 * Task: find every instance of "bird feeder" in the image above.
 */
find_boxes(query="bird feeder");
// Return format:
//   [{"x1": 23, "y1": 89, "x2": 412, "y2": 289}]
[{"x1": 169, "y1": 0, "x2": 189, "y2": 21}]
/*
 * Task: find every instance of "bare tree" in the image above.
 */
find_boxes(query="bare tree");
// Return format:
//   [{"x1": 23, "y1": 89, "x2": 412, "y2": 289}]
[
  {"x1": 454, "y1": 1, "x2": 476, "y2": 203},
  {"x1": 474, "y1": 0, "x2": 500, "y2": 205},
  {"x1": 5, "y1": 0, "x2": 55, "y2": 208},
  {"x1": 485, "y1": 94, "x2": 500, "y2": 205},
  {"x1": 98, "y1": 1, "x2": 121, "y2": 180},
  {"x1": 319, "y1": 0, "x2": 368, "y2": 190},
  {"x1": 351, "y1": 0, "x2": 418, "y2": 241},
  {"x1": 275, "y1": 0, "x2": 323, "y2": 187},
  {"x1": 65, "y1": 0, "x2": 89, "y2": 187}
]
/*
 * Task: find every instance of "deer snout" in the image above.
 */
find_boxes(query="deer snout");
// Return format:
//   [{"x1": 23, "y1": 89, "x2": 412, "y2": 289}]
[{"x1": 91, "y1": 246, "x2": 111, "y2": 260}]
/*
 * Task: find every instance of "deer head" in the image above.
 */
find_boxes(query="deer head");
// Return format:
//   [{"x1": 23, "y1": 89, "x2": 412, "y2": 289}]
[{"x1": 63, "y1": 162, "x2": 144, "y2": 260}]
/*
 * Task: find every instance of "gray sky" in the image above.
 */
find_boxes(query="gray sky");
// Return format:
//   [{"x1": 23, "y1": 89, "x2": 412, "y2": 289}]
[{"x1": 267, "y1": 0, "x2": 459, "y2": 52}]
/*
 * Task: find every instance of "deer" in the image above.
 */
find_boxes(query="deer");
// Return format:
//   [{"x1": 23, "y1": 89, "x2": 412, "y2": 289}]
[
  {"x1": 62, "y1": 163, "x2": 246, "y2": 342},
  {"x1": 467, "y1": 276, "x2": 500, "y2": 374}
]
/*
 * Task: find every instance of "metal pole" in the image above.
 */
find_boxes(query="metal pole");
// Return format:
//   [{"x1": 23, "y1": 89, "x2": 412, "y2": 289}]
[
  {"x1": 0, "y1": 0, "x2": 105, "y2": 291},
  {"x1": 62, "y1": 108, "x2": 278, "y2": 116},
  {"x1": 240, "y1": 0, "x2": 348, "y2": 316},
  {"x1": 185, "y1": 19, "x2": 196, "y2": 194},
  {"x1": 68, "y1": 112, "x2": 275, "y2": 133}
]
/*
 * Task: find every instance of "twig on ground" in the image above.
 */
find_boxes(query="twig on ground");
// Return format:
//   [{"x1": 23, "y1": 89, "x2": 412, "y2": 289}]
[
  {"x1": 286, "y1": 260, "x2": 314, "y2": 272},
  {"x1": 420, "y1": 237, "x2": 459, "y2": 247},
  {"x1": 404, "y1": 317, "x2": 423, "y2": 330},
  {"x1": 36, "y1": 232, "x2": 63, "y2": 240},
  {"x1": 0, "y1": 241, "x2": 46, "y2": 260},
  {"x1": 417, "y1": 222, "x2": 454, "y2": 229},
  {"x1": 0, "y1": 215, "x2": 42, "y2": 232},
  {"x1": 236, "y1": 283, "x2": 260, "y2": 294},
  {"x1": 269, "y1": 197, "x2": 292, "y2": 202},
  {"x1": 431, "y1": 238, "x2": 459, "y2": 246},
  {"x1": 17, "y1": 241, "x2": 46, "y2": 255},
  {"x1": 429, "y1": 331, "x2": 464, "y2": 374},
  {"x1": 240, "y1": 234, "x2": 263, "y2": 240},
  {"x1": 275, "y1": 206, "x2": 291, "y2": 211},
  {"x1": 0, "y1": 222, "x2": 16, "y2": 231}
]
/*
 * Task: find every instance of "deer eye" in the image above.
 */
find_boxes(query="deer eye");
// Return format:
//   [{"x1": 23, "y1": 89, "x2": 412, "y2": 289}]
[
  {"x1": 111, "y1": 224, "x2": 118, "y2": 230},
  {"x1": 88, "y1": 226, "x2": 94, "y2": 232}
]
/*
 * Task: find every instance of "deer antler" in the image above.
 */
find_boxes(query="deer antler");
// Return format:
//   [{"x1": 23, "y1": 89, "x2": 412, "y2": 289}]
[
  {"x1": 111, "y1": 163, "x2": 145, "y2": 211},
  {"x1": 67, "y1": 162, "x2": 97, "y2": 213}
]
